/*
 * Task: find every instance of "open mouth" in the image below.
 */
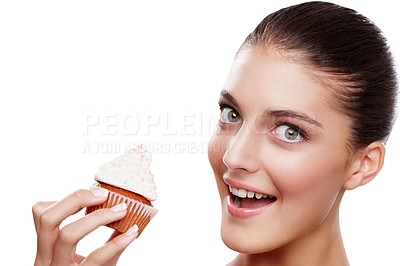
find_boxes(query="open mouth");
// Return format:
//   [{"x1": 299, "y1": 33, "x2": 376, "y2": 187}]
[{"x1": 229, "y1": 185, "x2": 277, "y2": 209}]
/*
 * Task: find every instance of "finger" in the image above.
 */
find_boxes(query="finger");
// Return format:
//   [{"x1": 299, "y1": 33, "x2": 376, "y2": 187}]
[
  {"x1": 45, "y1": 188, "x2": 109, "y2": 227},
  {"x1": 74, "y1": 254, "x2": 86, "y2": 264},
  {"x1": 38, "y1": 189, "x2": 109, "y2": 243},
  {"x1": 35, "y1": 189, "x2": 108, "y2": 264},
  {"x1": 32, "y1": 201, "x2": 56, "y2": 233},
  {"x1": 51, "y1": 203, "x2": 128, "y2": 266},
  {"x1": 82, "y1": 225, "x2": 139, "y2": 266},
  {"x1": 107, "y1": 230, "x2": 122, "y2": 243},
  {"x1": 33, "y1": 201, "x2": 57, "y2": 266}
]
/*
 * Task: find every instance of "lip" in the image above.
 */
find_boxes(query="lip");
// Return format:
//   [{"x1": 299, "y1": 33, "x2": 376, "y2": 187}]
[
  {"x1": 223, "y1": 177, "x2": 276, "y2": 219},
  {"x1": 223, "y1": 177, "x2": 274, "y2": 196},
  {"x1": 226, "y1": 194, "x2": 275, "y2": 219}
]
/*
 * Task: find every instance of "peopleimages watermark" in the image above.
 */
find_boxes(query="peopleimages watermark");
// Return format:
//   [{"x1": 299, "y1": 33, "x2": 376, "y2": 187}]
[
  {"x1": 80, "y1": 112, "x2": 222, "y2": 154},
  {"x1": 81, "y1": 112, "x2": 219, "y2": 136}
]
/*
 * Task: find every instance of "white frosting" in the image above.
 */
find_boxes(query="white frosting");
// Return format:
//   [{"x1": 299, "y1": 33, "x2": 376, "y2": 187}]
[{"x1": 95, "y1": 146, "x2": 157, "y2": 201}]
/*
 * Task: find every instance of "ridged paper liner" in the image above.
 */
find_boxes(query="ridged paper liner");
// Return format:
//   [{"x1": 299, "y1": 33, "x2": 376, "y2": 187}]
[{"x1": 86, "y1": 190, "x2": 158, "y2": 236}]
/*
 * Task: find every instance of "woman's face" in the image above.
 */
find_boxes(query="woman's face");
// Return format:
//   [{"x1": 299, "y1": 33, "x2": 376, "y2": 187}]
[{"x1": 208, "y1": 46, "x2": 355, "y2": 254}]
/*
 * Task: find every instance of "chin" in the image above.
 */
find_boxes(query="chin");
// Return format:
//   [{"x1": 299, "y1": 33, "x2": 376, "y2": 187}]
[
  {"x1": 221, "y1": 225, "x2": 275, "y2": 254},
  {"x1": 220, "y1": 213, "x2": 281, "y2": 255},
  {"x1": 221, "y1": 231, "x2": 254, "y2": 254}
]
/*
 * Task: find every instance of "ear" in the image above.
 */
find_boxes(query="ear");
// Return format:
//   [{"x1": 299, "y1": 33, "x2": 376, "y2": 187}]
[{"x1": 343, "y1": 141, "x2": 386, "y2": 190}]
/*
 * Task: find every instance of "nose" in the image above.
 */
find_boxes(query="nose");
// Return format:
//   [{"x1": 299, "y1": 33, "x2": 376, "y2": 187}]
[{"x1": 222, "y1": 122, "x2": 261, "y2": 173}]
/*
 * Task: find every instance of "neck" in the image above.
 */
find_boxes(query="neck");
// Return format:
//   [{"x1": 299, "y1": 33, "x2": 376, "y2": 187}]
[{"x1": 229, "y1": 190, "x2": 349, "y2": 266}]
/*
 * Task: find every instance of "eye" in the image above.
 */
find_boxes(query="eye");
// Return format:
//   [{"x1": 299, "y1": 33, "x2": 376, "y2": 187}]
[
  {"x1": 220, "y1": 106, "x2": 242, "y2": 124},
  {"x1": 272, "y1": 124, "x2": 305, "y2": 143}
]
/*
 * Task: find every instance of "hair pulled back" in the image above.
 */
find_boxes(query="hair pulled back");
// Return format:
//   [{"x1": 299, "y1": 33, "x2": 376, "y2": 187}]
[{"x1": 241, "y1": 1, "x2": 398, "y2": 150}]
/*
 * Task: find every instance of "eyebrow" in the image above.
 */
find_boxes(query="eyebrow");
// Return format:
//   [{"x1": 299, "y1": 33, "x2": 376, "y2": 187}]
[
  {"x1": 220, "y1": 90, "x2": 239, "y2": 108},
  {"x1": 220, "y1": 89, "x2": 323, "y2": 128},
  {"x1": 264, "y1": 110, "x2": 323, "y2": 128}
]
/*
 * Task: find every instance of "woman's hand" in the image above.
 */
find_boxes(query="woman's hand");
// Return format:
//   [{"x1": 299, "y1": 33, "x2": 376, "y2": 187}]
[{"x1": 32, "y1": 187, "x2": 138, "y2": 266}]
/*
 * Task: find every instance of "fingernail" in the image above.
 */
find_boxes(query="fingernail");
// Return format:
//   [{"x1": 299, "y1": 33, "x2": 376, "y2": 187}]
[
  {"x1": 125, "y1": 224, "x2": 139, "y2": 236},
  {"x1": 90, "y1": 184, "x2": 109, "y2": 197},
  {"x1": 111, "y1": 203, "x2": 127, "y2": 212}
]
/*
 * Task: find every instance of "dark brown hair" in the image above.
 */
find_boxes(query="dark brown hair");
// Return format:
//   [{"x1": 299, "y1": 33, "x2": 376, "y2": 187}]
[{"x1": 241, "y1": 1, "x2": 398, "y2": 150}]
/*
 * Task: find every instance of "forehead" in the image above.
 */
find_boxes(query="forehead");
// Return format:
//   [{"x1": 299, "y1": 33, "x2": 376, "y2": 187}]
[{"x1": 224, "y1": 47, "x2": 333, "y2": 117}]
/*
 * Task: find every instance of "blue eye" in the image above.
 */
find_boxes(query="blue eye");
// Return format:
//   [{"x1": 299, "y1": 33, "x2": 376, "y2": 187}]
[
  {"x1": 220, "y1": 107, "x2": 241, "y2": 124},
  {"x1": 273, "y1": 124, "x2": 304, "y2": 143}
]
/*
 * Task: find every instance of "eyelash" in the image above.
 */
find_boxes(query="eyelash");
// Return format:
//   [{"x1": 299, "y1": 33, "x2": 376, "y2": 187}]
[
  {"x1": 218, "y1": 102, "x2": 309, "y2": 144},
  {"x1": 218, "y1": 102, "x2": 233, "y2": 112}
]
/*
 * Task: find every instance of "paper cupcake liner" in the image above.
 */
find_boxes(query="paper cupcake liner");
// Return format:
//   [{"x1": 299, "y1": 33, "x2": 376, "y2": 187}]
[{"x1": 86, "y1": 190, "x2": 158, "y2": 236}]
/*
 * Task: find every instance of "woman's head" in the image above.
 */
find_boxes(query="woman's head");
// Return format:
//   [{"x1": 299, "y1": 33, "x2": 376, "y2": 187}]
[
  {"x1": 240, "y1": 1, "x2": 398, "y2": 151},
  {"x1": 208, "y1": 1, "x2": 397, "y2": 257}
]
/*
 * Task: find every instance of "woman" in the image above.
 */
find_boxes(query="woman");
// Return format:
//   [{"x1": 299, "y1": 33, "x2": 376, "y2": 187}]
[
  {"x1": 208, "y1": 1, "x2": 397, "y2": 265},
  {"x1": 33, "y1": 1, "x2": 397, "y2": 265}
]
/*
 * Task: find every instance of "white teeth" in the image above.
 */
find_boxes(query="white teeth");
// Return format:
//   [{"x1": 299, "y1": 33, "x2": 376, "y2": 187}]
[
  {"x1": 238, "y1": 189, "x2": 247, "y2": 198},
  {"x1": 232, "y1": 187, "x2": 238, "y2": 195},
  {"x1": 229, "y1": 185, "x2": 274, "y2": 200}
]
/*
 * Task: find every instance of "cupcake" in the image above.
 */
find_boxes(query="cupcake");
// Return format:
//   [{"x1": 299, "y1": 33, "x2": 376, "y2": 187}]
[{"x1": 86, "y1": 146, "x2": 158, "y2": 236}]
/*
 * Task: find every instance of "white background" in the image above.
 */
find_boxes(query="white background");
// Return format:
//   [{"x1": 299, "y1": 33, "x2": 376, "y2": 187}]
[{"x1": 1, "y1": 1, "x2": 399, "y2": 265}]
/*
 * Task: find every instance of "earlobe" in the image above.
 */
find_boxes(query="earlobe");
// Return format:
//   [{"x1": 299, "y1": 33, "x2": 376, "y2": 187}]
[{"x1": 343, "y1": 142, "x2": 386, "y2": 190}]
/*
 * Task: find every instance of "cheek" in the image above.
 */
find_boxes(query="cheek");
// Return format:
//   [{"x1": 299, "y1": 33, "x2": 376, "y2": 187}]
[
  {"x1": 268, "y1": 146, "x2": 346, "y2": 209},
  {"x1": 208, "y1": 134, "x2": 225, "y2": 171}
]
